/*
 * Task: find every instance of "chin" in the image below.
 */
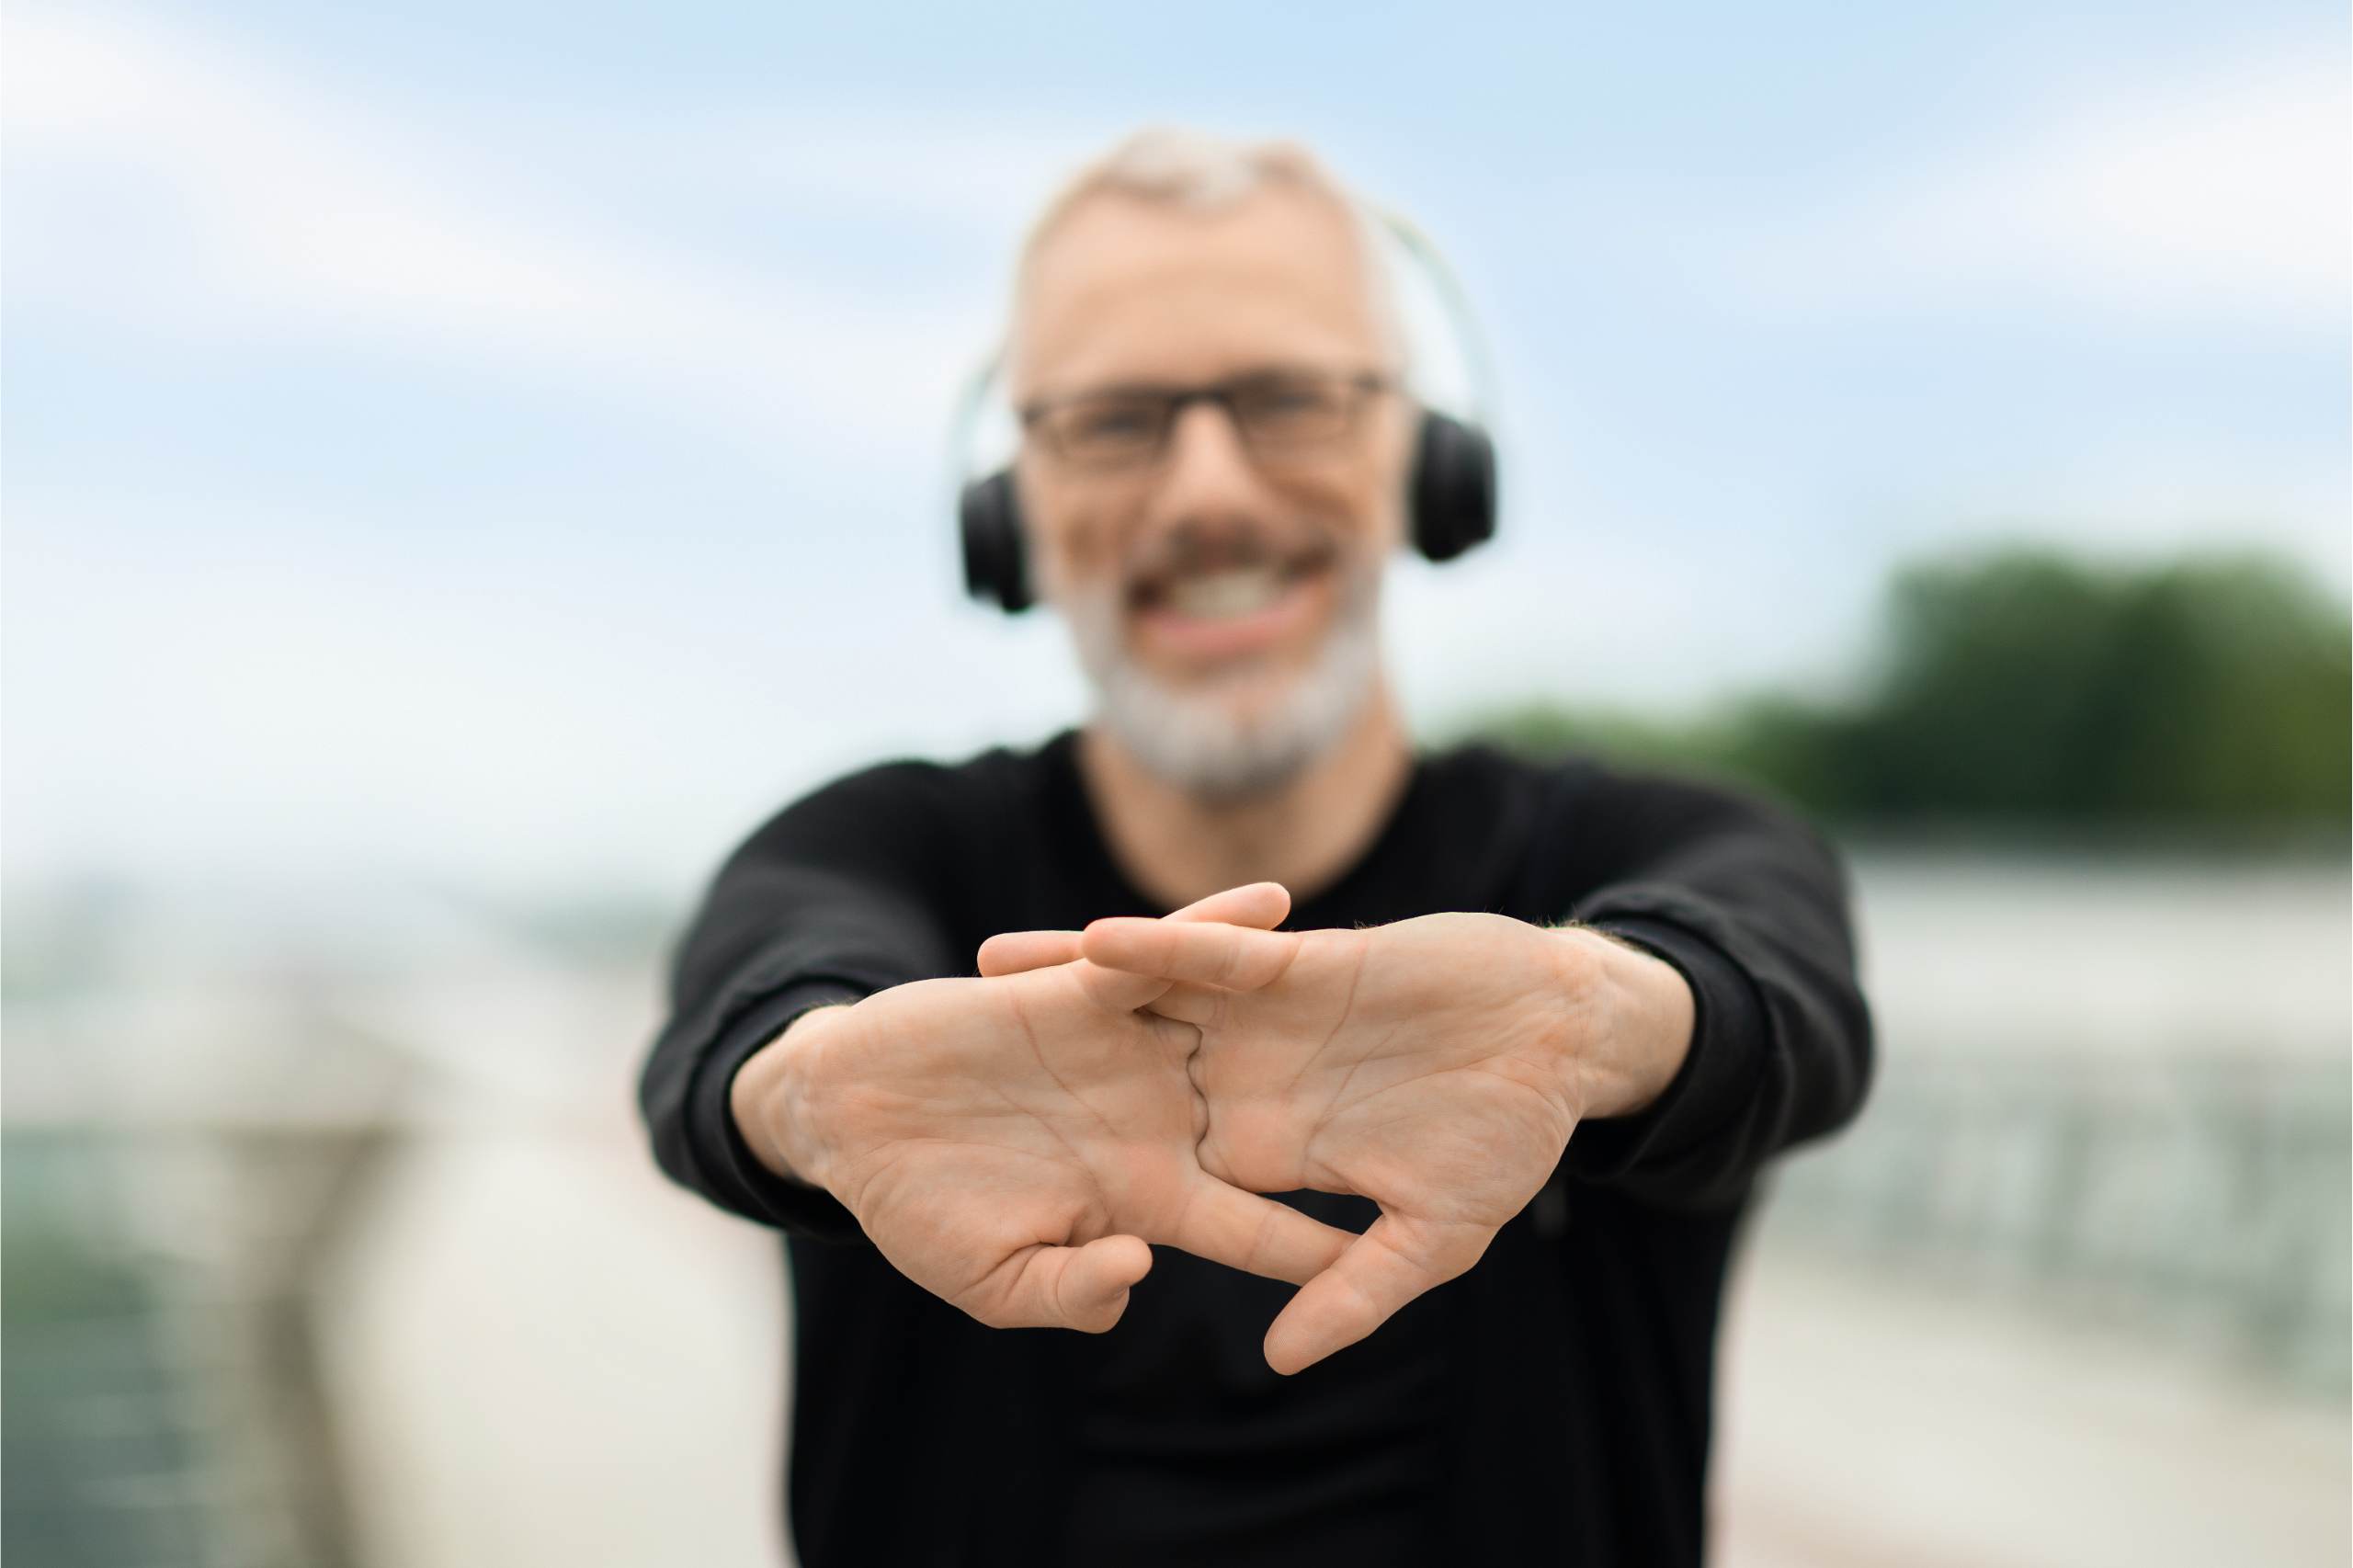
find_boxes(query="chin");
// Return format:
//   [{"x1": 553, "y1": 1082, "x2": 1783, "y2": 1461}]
[
  {"x1": 1138, "y1": 643, "x2": 1310, "y2": 710},
  {"x1": 1085, "y1": 610, "x2": 1384, "y2": 804}
]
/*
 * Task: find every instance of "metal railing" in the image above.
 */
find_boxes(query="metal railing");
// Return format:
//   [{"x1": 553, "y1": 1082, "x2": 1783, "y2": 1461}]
[{"x1": 1763, "y1": 1051, "x2": 2352, "y2": 1394}]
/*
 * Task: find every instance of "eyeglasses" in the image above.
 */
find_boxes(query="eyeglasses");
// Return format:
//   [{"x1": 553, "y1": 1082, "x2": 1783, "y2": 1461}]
[{"x1": 1018, "y1": 369, "x2": 1393, "y2": 470}]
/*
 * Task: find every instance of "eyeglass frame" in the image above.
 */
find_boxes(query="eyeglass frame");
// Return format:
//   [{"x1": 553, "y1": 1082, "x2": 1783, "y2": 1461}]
[{"x1": 1014, "y1": 367, "x2": 1399, "y2": 470}]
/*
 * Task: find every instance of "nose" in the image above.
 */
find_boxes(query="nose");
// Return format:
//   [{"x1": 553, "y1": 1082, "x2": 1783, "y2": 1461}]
[{"x1": 1143, "y1": 400, "x2": 1277, "y2": 544}]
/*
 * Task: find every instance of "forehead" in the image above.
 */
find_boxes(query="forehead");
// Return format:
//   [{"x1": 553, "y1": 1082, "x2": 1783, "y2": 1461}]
[{"x1": 1008, "y1": 184, "x2": 1386, "y2": 401}]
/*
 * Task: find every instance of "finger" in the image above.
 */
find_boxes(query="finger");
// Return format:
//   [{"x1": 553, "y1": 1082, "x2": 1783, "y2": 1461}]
[
  {"x1": 1261, "y1": 1212, "x2": 1496, "y2": 1375},
  {"x1": 1141, "y1": 1009, "x2": 1202, "y2": 1064},
  {"x1": 1167, "y1": 880, "x2": 1291, "y2": 930},
  {"x1": 974, "y1": 882, "x2": 1290, "y2": 979},
  {"x1": 1067, "y1": 957, "x2": 1178, "y2": 1016},
  {"x1": 1082, "y1": 918, "x2": 1302, "y2": 991},
  {"x1": 977, "y1": 929, "x2": 1082, "y2": 977},
  {"x1": 1138, "y1": 981, "x2": 1225, "y2": 1029},
  {"x1": 1165, "y1": 1175, "x2": 1356, "y2": 1288},
  {"x1": 972, "y1": 1233, "x2": 1154, "y2": 1334}
]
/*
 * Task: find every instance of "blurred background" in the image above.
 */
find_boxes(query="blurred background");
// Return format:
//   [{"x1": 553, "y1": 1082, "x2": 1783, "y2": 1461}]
[{"x1": 5, "y1": 2, "x2": 2347, "y2": 1564}]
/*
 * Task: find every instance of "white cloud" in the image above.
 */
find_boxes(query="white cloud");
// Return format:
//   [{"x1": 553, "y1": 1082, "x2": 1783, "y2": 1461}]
[
  {"x1": 577, "y1": 108, "x2": 1089, "y2": 234},
  {"x1": 1711, "y1": 51, "x2": 2349, "y2": 327},
  {"x1": 1934, "y1": 450, "x2": 2353, "y2": 584},
  {"x1": 0, "y1": 6, "x2": 1084, "y2": 452},
  {"x1": 6, "y1": 9, "x2": 2343, "y2": 892}
]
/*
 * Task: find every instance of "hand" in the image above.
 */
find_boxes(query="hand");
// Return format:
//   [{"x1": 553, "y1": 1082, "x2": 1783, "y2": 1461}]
[
  {"x1": 1070, "y1": 893, "x2": 1691, "y2": 1373},
  {"x1": 733, "y1": 884, "x2": 1356, "y2": 1335}
]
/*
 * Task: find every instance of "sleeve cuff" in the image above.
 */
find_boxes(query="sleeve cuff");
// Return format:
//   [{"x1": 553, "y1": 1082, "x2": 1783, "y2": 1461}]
[
  {"x1": 684, "y1": 980, "x2": 871, "y2": 1240},
  {"x1": 1563, "y1": 915, "x2": 1770, "y2": 1189}
]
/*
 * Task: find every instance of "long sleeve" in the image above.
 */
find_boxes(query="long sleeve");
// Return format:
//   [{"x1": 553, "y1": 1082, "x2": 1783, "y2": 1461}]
[
  {"x1": 1546, "y1": 760, "x2": 1875, "y2": 1210},
  {"x1": 636, "y1": 758, "x2": 982, "y2": 1237}
]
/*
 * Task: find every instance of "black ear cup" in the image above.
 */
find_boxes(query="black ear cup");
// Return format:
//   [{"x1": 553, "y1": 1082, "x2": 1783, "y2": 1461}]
[
  {"x1": 959, "y1": 470, "x2": 1033, "y2": 612},
  {"x1": 1408, "y1": 411, "x2": 1497, "y2": 563},
  {"x1": 958, "y1": 413, "x2": 1497, "y2": 612}
]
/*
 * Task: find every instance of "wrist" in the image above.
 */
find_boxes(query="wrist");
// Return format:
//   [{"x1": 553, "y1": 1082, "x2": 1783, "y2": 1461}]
[
  {"x1": 730, "y1": 1002, "x2": 855, "y2": 1191},
  {"x1": 1542, "y1": 925, "x2": 1696, "y2": 1121}
]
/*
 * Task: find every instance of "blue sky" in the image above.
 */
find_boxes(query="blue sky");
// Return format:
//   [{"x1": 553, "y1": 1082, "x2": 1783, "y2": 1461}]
[{"x1": 6, "y1": 0, "x2": 2346, "y2": 899}]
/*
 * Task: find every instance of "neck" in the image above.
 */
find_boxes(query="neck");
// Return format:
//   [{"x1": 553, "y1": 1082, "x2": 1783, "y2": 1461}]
[{"x1": 1076, "y1": 675, "x2": 1415, "y2": 912}]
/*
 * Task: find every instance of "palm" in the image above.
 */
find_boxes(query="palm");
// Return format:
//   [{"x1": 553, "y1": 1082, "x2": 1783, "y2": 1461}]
[
  {"x1": 801, "y1": 942, "x2": 1352, "y2": 1334},
  {"x1": 1194, "y1": 915, "x2": 1578, "y2": 1205}
]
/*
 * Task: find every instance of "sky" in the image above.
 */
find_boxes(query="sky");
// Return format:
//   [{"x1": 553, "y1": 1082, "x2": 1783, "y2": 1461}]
[{"x1": 5, "y1": 0, "x2": 2347, "y2": 902}]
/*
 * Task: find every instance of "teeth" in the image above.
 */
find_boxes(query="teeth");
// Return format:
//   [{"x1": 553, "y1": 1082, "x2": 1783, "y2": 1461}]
[{"x1": 1162, "y1": 567, "x2": 1287, "y2": 619}]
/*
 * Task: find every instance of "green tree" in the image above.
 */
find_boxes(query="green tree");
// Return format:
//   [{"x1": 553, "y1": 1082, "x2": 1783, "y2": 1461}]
[{"x1": 1461, "y1": 546, "x2": 2351, "y2": 836}]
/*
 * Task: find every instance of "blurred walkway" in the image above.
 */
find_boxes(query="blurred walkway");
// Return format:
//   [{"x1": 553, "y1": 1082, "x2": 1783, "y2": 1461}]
[
  {"x1": 8, "y1": 852, "x2": 2346, "y2": 1564},
  {"x1": 1715, "y1": 1239, "x2": 2350, "y2": 1568},
  {"x1": 301, "y1": 1125, "x2": 2351, "y2": 1568}
]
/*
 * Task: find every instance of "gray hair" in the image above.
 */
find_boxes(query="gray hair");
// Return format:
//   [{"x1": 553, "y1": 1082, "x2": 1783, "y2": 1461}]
[{"x1": 1013, "y1": 127, "x2": 1407, "y2": 370}]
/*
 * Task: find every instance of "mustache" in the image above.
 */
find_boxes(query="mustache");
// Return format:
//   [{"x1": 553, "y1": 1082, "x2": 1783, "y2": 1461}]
[{"x1": 1121, "y1": 520, "x2": 1341, "y2": 597}]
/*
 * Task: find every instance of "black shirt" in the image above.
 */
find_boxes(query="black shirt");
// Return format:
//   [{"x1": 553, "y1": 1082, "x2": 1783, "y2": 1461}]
[{"x1": 637, "y1": 728, "x2": 1872, "y2": 1567}]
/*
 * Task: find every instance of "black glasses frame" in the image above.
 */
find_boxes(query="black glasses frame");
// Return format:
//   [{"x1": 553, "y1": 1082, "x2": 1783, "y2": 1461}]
[{"x1": 1017, "y1": 368, "x2": 1395, "y2": 468}]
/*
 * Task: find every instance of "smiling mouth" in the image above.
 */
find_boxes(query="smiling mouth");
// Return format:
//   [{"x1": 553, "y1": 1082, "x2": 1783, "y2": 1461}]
[{"x1": 1129, "y1": 547, "x2": 1336, "y2": 619}]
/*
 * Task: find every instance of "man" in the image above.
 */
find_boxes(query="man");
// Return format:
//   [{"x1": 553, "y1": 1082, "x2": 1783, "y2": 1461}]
[{"x1": 639, "y1": 129, "x2": 1871, "y2": 1567}]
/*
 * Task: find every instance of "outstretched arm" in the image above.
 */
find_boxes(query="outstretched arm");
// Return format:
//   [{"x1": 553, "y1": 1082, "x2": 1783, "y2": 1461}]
[
  {"x1": 1549, "y1": 763, "x2": 1875, "y2": 1210},
  {"x1": 637, "y1": 762, "x2": 972, "y2": 1237},
  {"x1": 1042, "y1": 767, "x2": 1872, "y2": 1371}
]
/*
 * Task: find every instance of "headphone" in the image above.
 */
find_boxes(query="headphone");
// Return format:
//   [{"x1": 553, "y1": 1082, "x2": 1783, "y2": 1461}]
[{"x1": 954, "y1": 210, "x2": 1500, "y2": 614}]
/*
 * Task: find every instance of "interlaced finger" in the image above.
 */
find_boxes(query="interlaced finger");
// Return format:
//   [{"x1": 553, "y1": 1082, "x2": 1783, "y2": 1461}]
[
  {"x1": 1259, "y1": 1210, "x2": 1498, "y2": 1375},
  {"x1": 1067, "y1": 957, "x2": 1178, "y2": 1016},
  {"x1": 977, "y1": 929, "x2": 1083, "y2": 977},
  {"x1": 1171, "y1": 881, "x2": 1290, "y2": 930},
  {"x1": 976, "y1": 881, "x2": 1293, "y2": 978},
  {"x1": 1164, "y1": 1174, "x2": 1357, "y2": 1288},
  {"x1": 1137, "y1": 981, "x2": 1226, "y2": 1029},
  {"x1": 1082, "y1": 917, "x2": 1302, "y2": 991}
]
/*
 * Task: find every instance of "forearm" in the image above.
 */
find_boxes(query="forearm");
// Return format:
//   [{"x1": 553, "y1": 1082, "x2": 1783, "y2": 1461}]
[
  {"x1": 1563, "y1": 858, "x2": 1871, "y2": 1208},
  {"x1": 639, "y1": 968, "x2": 873, "y2": 1236}
]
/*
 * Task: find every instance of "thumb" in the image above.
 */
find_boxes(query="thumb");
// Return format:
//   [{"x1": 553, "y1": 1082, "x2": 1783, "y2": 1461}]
[
  {"x1": 974, "y1": 1233, "x2": 1154, "y2": 1334},
  {"x1": 1261, "y1": 1211, "x2": 1495, "y2": 1374}
]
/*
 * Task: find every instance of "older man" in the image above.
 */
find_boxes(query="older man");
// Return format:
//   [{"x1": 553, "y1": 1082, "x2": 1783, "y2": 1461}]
[{"x1": 639, "y1": 130, "x2": 1871, "y2": 1567}]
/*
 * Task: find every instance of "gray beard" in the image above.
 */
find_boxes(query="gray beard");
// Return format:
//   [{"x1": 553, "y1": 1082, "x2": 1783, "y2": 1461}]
[{"x1": 1063, "y1": 560, "x2": 1385, "y2": 803}]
